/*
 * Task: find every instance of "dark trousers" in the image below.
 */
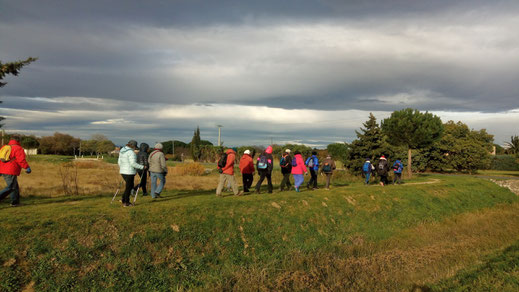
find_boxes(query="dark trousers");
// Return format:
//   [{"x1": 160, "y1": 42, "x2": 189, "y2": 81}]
[
  {"x1": 0, "y1": 174, "x2": 20, "y2": 205},
  {"x1": 280, "y1": 173, "x2": 292, "y2": 190},
  {"x1": 242, "y1": 173, "x2": 253, "y2": 192},
  {"x1": 134, "y1": 169, "x2": 148, "y2": 195},
  {"x1": 121, "y1": 174, "x2": 135, "y2": 204},
  {"x1": 307, "y1": 169, "x2": 318, "y2": 188},
  {"x1": 380, "y1": 174, "x2": 388, "y2": 186},
  {"x1": 255, "y1": 171, "x2": 272, "y2": 193},
  {"x1": 393, "y1": 173, "x2": 402, "y2": 184}
]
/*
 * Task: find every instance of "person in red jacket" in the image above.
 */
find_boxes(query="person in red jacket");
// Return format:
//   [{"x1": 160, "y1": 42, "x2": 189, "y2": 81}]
[
  {"x1": 216, "y1": 148, "x2": 243, "y2": 197},
  {"x1": 0, "y1": 136, "x2": 31, "y2": 206},
  {"x1": 239, "y1": 149, "x2": 254, "y2": 192}
]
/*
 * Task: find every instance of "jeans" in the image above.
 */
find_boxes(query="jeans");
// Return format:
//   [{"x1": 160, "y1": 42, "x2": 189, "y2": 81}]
[
  {"x1": 121, "y1": 174, "x2": 135, "y2": 204},
  {"x1": 307, "y1": 168, "x2": 318, "y2": 188},
  {"x1": 0, "y1": 174, "x2": 20, "y2": 205},
  {"x1": 216, "y1": 173, "x2": 239, "y2": 196},
  {"x1": 393, "y1": 172, "x2": 402, "y2": 184},
  {"x1": 242, "y1": 173, "x2": 253, "y2": 192},
  {"x1": 364, "y1": 172, "x2": 371, "y2": 184},
  {"x1": 255, "y1": 170, "x2": 272, "y2": 193},
  {"x1": 293, "y1": 174, "x2": 304, "y2": 188},
  {"x1": 150, "y1": 172, "x2": 166, "y2": 197},
  {"x1": 280, "y1": 173, "x2": 292, "y2": 190}
]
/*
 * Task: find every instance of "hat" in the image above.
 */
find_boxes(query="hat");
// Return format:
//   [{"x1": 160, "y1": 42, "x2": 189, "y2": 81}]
[
  {"x1": 244, "y1": 150, "x2": 251, "y2": 155},
  {"x1": 380, "y1": 155, "x2": 386, "y2": 160},
  {"x1": 265, "y1": 146, "x2": 273, "y2": 154},
  {"x1": 154, "y1": 143, "x2": 163, "y2": 150},
  {"x1": 128, "y1": 140, "x2": 137, "y2": 148},
  {"x1": 285, "y1": 149, "x2": 291, "y2": 153}
]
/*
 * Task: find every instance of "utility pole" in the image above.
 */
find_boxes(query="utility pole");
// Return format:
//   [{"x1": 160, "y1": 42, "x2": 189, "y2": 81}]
[
  {"x1": 217, "y1": 125, "x2": 223, "y2": 147},
  {"x1": 172, "y1": 139, "x2": 174, "y2": 156}
]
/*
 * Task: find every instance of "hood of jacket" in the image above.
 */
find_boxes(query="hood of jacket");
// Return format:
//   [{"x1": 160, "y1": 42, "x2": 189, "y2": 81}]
[
  {"x1": 120, "y1": 146, "x2": 134, "y2": 154},
  {"x1": 7, "y1": 140, "x2": 21, "y2": 146},
  {"x1": 225, "y1": 148, "x2": 236, "y2": 155},
  {"x1": 139, "y1": 143, "x2": 149, "y2": 153}
]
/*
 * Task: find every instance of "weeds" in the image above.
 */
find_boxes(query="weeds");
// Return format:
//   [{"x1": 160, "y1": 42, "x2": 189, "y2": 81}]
[{"x1": 58, "y1": 162, "x2": 80, "y2": 196}]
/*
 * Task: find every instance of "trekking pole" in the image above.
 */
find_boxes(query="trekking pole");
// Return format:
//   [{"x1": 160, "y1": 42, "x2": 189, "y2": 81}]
[
  {"x1": 133, "y1": 171, "x2": 146, "y2": 204},
  {"x1": 111, "y1": 180, "x2": 123, "y2": 204}
]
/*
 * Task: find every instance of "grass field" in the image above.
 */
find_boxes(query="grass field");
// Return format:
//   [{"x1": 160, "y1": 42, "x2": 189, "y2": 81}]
[{"x1": 1, "y1": 157, "x2": 519, "y2": 291}]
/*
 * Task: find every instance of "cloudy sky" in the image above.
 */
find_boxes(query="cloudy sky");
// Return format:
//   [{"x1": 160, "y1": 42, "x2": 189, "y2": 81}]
[{"x1": 1, "y1": 0, "x2": 518, "y2": 147}]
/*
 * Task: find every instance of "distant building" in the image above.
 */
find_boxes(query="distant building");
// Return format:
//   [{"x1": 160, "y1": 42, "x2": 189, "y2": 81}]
[{"x1": 24, "y1": 148, "x2": 38, "y2": 155}]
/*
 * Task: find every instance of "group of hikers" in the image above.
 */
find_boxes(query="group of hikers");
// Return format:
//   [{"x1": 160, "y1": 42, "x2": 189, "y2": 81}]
[
  {"x1": 0, "y1": 137, "x2": 405, "y2": 207},
  {"x1": 215, "y1": 146, "x2": 405, "y2": 197}
]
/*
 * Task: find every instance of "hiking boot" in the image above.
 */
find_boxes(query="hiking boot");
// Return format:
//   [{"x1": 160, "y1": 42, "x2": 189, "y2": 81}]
[
  {"x1": 142, "y1": 193, "x2": 148, "y2": 196},
  {"x1": 255, "y1": 190, "x2": 260, "y2": 194},
  {"x1": 123, "y1": 203, "x2": 134, "y2": 207},
  {"x1": 235, "y1": 191, "x2": 244, "y2": 196},
  {"x1": 295, "y1": 187, "x2": 300, "y2": 192},
  {"x1": 155, "y1": 193, "x2": 162, "y2": 198},
  {"x1": 10, "y1": 203, "x2": 20, "y2": 207}
]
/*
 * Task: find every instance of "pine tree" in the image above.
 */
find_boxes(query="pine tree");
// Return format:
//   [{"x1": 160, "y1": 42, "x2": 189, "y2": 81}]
[
  {"x1": 346, "y1": 113, "x2": 394, "y2": 174},
  {"x1": 0, "y1": 57, "x2": 37, "y2": 127},
  {"x1": 190, "y1": 126, "x2": 202, "y2": 161}
]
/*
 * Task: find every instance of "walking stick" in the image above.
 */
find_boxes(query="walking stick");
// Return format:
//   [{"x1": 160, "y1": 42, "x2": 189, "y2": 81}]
[
  {"x1": 111, "y1": 180, "x2": 123, "y2": 204},
  {"x1": 133, "y1": 170, "x2": 146, "y2": 204}
]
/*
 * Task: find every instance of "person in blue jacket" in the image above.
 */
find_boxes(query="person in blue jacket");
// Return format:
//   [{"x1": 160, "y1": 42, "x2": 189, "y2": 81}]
[
  {"x1": 305, "y1": 151, "x2": 319, "y2": 190},
  {"x1": 392, "y1": 158, "x2": 404, "y2": 184},
  {"x1": 362, "y1": 158, "x2": 374, "y2": 185}
]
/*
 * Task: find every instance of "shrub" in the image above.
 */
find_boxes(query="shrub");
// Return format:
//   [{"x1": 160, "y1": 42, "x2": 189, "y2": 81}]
[
  {"x1": 171, "y1": 163, "x2": 206, "y2": 176},
  {"x1": 490, "y1": 155, "x2": 519, "y2": 171}
]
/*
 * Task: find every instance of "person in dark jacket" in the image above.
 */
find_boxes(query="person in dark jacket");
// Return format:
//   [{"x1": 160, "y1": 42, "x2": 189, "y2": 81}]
[
  {"x1": 255, "y1": 145, "x2": 274, "y2": 194},
  {"x1": 133, "y1": 143, "x2": 149, "y2": 196},
  {"x1": 279, "y1": 149, "x2": 292, "y2": 191},
  {"x1": 305, "y1": 151, "x2": 319, "y2": 190},
  {"x1": 320, "y1": 155, "x2": 336, "y2": 190},
  {"x1": 0, "y1": 135, "x2": 31, "y2": 206},
  {"x1": 239, "y1": 149, "x2": 254, "y2": 192},
  {"x1": 376, "y1": 155, "x2": 390, "y2": 186}
]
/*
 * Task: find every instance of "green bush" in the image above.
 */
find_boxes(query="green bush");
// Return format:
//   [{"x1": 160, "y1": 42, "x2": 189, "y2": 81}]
[{"x1": 490, "y1": 155, "x2": 519, "y2": 171}]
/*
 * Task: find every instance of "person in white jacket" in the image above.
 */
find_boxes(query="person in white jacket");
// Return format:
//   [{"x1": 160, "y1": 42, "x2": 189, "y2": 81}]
[{"x1": 118, "y1": 140, "x2": 145, "y2": 207}]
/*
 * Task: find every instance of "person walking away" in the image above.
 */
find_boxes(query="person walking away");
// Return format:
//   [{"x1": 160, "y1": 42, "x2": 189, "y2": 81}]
[
  {"x1": 362, "y1": 158, "x2": 374, "y2": 185},
  {"x1": 392, "y1": 158, "x2": 404, "y2": 184},
  {"x1": 291, "y1": 151, "x2": 308, "y2": 192},
  {"x1": 0, "y1": 135, "x2": 31, "y2": 206},
  {"x1": 305, "y1": 151, "x2": 319, "y2": 190},
  {"x1": 239, "y1": 149, "x2": 254, "y2": 192},
  {"x1": 321, "y1": 155, "x2": 336, "y2": 190},
  {"x1": 118, "y1": 140, "x2": 145, "y2": 206},
  {"x1": 216, "y1": 148, "x2": 242, "y2": 196},
  {"x1": 148, "y1": 143, "x2": 168, "y2": 199},
  {"x1": 133, "y1": 143, "x2": 149, "y2": 196},
  {"x1": 279, "y1": 149, "x2": 293, "y2": 191},
  {"x1": 255, "y1": 146, "x2": 274, "y2": 194},
  {"x1": 377, "y1": 155, "x2": 390, "y2": 186}
]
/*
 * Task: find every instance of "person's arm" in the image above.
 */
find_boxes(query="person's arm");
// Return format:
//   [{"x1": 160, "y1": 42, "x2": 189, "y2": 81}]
[
  {"x1": 15, "y1": 147, "x2": 30, "y2": 169},
  {"x1": 160, "y1": 153, "x2": 167, "y2": 173},
  {"x1": 129, "y1": 152, "x2": 144, "y2": 170},
  {"x1": 223, "y1": 154, "x2": 234, "y2": 171}
]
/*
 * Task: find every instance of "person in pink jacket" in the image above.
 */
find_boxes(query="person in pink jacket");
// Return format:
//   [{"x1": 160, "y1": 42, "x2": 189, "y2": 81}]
[{"x1": 291, "y1": 151, "x2": 308, "y2": 192}]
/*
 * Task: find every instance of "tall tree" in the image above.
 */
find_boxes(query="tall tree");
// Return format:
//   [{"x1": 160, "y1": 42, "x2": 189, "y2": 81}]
[
  {"x1": 190, "y1": 126, "x2": 202, "y2": 161},
  {"x1": 346, "y1": 113, "x2": 394, "y2": 174},
  {"x1": 381, "y1": 108, "x2": 444, "y2": 177},
  {"x1": 0, "y1": 57, "x2": 37, "y2": 127}
]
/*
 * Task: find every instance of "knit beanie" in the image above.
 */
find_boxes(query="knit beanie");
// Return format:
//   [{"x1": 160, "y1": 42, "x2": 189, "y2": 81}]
[{"x1": 265, "y1": 146, "x2": 273, "y2": 154}]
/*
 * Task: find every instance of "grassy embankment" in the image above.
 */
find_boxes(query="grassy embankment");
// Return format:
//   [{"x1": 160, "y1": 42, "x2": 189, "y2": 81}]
[{"x1": 1, "y1": 156, "x2": 519, "y2": 291}]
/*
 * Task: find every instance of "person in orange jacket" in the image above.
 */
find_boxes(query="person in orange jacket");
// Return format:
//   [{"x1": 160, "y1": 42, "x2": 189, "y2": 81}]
[
  {"x1": 216, "y1": 148, "x2": 243, "y2": 197},
  {"x1": 239, "y1": 149, "x2": 254, "y2": 192},
  {"x1": 0, "y1": 135, "x2": 31, "y2": 206}
]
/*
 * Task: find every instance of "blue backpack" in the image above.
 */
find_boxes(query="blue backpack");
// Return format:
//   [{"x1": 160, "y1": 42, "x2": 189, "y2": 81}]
[
  {"x1": 257, "y1": 154, "x2": 268, "y2": 169},
  {"x1": 279, "y1": 156, "x2": 286, "y2": 167},
  {"x1": 362, "y1": 162, "x2": 371, "y2": 172},
  {"x1": 292, "y1": 157, "x2": 298, "y2": 167}
]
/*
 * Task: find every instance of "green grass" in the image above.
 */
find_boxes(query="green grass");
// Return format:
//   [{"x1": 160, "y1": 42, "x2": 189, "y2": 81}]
[
  {"x1": 0, "y1": 175, "x2": 518, "y2": 291},
  {"x1": 431, "y1": 240, "x2": 519, "y2": 291}
]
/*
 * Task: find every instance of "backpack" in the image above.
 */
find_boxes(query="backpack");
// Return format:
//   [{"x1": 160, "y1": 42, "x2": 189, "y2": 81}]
[
  {"x1": 292, "y1": 157, "x2": 298, "y2": 167},
  {"x1": 217, "y1": 153, "x2": 228, "y2": 170},
  {"x1": 307, "y1": 157, "x2": 315, "y2": 168},
  {"x1": 280, "y1": 156, "x2": 286, "y2": 167},
  {"x1": 322, "y1": 162, "x2": 332, "y2": 173},
  {"x1": 257, "y1": 154, "x2": 268, "y2": 169},
  {"x1": 393, "y1": 162, "x2": 401, "y2": 171},
  {"x1": 0, "y1": 145, "x2": 12, "y2": 162},
  {"x1": 362, "y1": 162, "x2": 371, "y2": 173}
]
